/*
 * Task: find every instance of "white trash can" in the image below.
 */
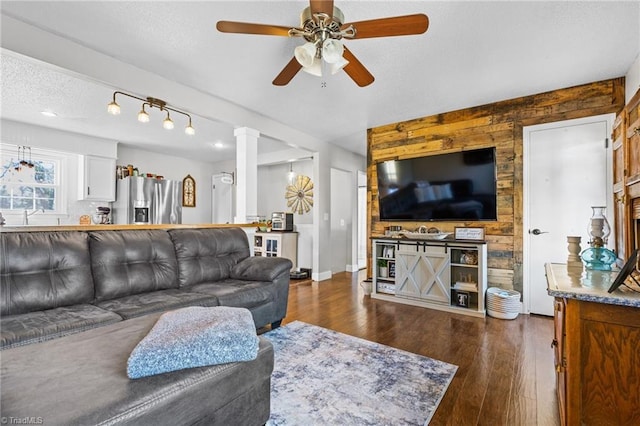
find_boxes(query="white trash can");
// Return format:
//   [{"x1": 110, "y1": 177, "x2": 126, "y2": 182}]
[{"x1": 360, "y1": 279, "x2": 372, "y2": 295}]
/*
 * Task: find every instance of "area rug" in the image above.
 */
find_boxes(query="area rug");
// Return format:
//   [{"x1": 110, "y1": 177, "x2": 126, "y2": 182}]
[{"x1": 263, "y1": 321, "x2": 457, "y2": 425}]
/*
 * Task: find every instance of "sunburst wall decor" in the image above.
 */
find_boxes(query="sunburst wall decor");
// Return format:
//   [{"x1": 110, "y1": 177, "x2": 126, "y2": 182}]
[{"x1": 285, "y1": 175, "x2": 314, "y2": 214}]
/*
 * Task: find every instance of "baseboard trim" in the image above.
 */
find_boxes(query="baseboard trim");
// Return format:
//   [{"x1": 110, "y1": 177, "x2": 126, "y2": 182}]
[
  {"x1": 345, "y1": 264, "x2": 359, "y2": 272},
  {"x1": 312, "y1": 270, "x2": 333, "y2": 282}
]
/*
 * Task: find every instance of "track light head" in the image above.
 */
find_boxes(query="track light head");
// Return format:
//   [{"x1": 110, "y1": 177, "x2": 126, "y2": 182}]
[
  {"x1": 137, "y1": 104, "x2": 150, "y2": 123},
  {"x1": 163, "y1": 112, "x2": 174, "y2": 130},
  {"x1": 107, "y1": 100, "x2": 120, "y2": 115},
  {"x1": 185, "y1": 118, "x2": 195, "y2": 135}
]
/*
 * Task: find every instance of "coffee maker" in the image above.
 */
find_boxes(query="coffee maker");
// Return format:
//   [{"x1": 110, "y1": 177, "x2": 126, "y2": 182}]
[{"x1": 271, "y1": 212, "x2": 293, "y2": 231}]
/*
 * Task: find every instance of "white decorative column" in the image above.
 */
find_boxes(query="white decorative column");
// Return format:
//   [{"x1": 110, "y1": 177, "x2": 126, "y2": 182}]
[{"x1": 234, "y1": 127, "x2": 259, "y2": 223}]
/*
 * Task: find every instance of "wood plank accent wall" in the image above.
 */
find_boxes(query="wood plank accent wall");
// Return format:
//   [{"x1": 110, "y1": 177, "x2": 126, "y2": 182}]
[{"x1": 367, "y1": 78, "x2": 625, "y2": 294}]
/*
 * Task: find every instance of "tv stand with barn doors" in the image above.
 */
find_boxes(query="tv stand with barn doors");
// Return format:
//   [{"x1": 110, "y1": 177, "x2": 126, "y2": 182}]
[{"x1": 371, "y1": 238, "x2": 487, "y2": 317}]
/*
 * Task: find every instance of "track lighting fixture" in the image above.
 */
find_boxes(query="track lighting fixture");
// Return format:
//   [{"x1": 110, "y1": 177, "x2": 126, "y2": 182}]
[{"x1": 107, "y1": 91, "x2": 195, "y2": 135}]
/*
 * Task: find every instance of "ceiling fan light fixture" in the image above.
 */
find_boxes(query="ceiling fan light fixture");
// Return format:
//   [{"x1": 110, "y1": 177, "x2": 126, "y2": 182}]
[
  {"x1": 322, "y1": 39, "x2": 344, "y2": 64},
  {"x1": 294, "y1": 42, "x2": 317, "y2": 68},
  {"x1": 301, "y1": 60, "x2": 322, "y2": 77},
  {"x1": 330, "y1": 56, "x2": 349, "y2": 75}
]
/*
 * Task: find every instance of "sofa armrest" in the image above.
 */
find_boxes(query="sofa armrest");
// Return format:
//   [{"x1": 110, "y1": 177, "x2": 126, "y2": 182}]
[{"x1": 231, "y1": 257, "x2": 292, "y2": 282}]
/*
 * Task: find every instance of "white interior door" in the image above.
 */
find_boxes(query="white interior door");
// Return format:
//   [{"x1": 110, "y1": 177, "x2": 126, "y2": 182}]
[
  {"x1": 330, "y1": 168, "x2": 351, "y2": 274},
  {"x1": 524, "y1": 114, "x2": 613, "y2": 316},
  {"x1": 211, "y1": 175, "x2": 234, "y2": 224}
]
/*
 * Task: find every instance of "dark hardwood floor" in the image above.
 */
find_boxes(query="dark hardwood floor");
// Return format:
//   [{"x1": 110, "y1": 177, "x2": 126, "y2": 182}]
[{"x1": 282, "y1": 271, "x2": 561, "y2": 426}]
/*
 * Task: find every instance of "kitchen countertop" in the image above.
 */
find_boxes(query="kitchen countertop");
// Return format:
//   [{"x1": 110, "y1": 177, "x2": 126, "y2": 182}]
[
  {"x1": 546, "y1": 263, "x2": 640, "y2": 308},
  {"x1": 0, "y1": 223, "x2": 261, "y2": 233}
]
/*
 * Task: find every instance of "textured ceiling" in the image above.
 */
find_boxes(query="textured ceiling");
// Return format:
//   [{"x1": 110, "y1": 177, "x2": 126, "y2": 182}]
[{"x1": 1, "y1": 1, "x2": 639, "y2": 162}]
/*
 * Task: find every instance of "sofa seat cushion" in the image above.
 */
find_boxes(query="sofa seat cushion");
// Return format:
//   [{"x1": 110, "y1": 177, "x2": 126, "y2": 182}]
[
  {"x1": 188, "y1": 279, "x2": 274, "y2": 309},
  {"x1": 94, "y1": 289, "x2": 219, "y2": 319},
  {"x1": 0, "y1": 304, "x2": 122, "y2": 350},
  {"x1": 1, "y1": 313, "x2": 274, "y2": 426}
]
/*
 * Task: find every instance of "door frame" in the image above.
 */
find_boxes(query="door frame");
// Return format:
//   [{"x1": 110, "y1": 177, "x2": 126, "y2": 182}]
[
  {"x1": 357, "y1": 170, "x2": 367, "y2": 270},
  {"x1": 522, "y1": 113, "x2": 614, "y2": 314}
]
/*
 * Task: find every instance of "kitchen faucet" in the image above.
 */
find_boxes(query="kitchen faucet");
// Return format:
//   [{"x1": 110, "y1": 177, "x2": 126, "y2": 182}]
[{"x1": 22, "y1": 208, "x2": 44, "y2": 225}]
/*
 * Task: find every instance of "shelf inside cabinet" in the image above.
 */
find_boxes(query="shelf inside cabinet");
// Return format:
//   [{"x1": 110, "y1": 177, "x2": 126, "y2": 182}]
[
  {"x1": 451, "y1": 288, "x2": 479, "y2": 310},
  {"x1": 451, "y1": 263, "x2": 479, "y2": 268},
  {"x1": 452, "y1": 282, "x2": 479, "y2": 293}
]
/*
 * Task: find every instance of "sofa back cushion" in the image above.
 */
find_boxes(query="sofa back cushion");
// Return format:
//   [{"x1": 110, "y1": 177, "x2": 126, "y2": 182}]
[
  {"x1": 168, "y1": 228, "x2": 250, "y2": 287},
  {"x1": 0, "y1": 231, "x2": 94, "y2": 316},
  {"x1": 89, "y1": 230, "x2": 179, "y2": 301}
]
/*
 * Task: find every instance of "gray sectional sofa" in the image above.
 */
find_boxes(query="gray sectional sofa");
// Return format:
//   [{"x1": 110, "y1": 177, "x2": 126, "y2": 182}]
[{"x1": 0, "y1": 226, "x2": 292, "y2": 425}]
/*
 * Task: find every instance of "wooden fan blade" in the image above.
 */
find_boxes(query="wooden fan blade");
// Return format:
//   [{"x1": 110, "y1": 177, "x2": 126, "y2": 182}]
[
  {"x1": 342, "y1": 47, "x2": 375, "y2": 87},
  {"x1": 216, "y1": 21, "x2": 293, "y2": 37},
  {"x1": 343, "y1": 14, "x2": 429, "y2": 39},
  {"x1": 273, "y1": 57, "x2": 303, "y2": 86},
  {"x1": 310, "y1": 0, "x2": 334, "y2": 17}
]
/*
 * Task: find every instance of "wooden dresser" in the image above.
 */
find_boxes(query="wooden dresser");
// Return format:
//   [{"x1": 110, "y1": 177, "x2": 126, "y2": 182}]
[{"x1": 546, "y1": 263, "x2": 640, "y2": 426}]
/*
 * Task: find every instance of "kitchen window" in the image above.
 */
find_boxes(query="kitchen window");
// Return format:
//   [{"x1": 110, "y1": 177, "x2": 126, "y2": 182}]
[{"x1": 0, "y1": 146, "x2": 66, "y2": 214}]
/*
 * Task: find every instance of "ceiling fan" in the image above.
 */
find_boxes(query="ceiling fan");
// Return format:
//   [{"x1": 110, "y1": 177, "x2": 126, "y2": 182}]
[{"x1": 216, "y1": 0, "x2": 429, "y2": 87}]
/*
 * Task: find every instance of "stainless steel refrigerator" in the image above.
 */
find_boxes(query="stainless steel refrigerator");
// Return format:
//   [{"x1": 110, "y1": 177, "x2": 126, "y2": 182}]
[{"x1": 113, "y1": 176, "x2": 182, "y2": 225}]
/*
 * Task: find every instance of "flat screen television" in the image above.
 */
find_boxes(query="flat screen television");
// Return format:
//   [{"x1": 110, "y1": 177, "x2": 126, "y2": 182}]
[{"x1": 376, "y1": 147, "x2": 497, "y2": 221}]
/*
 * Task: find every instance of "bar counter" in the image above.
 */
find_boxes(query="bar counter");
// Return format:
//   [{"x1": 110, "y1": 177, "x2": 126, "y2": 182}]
[{"x1": 0, "y1": 223, "x2": 260, "y2": 233}]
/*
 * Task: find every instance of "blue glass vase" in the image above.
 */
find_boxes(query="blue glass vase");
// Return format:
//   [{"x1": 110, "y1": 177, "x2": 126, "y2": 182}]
[{"x1": 580, "y1": 247, "x2": 617, "y2": 271}]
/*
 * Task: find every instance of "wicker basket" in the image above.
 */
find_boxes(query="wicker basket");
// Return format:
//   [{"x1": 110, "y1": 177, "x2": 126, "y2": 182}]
[{"x1": 486, "y1": 287, "x2": 521, "y2": 320}]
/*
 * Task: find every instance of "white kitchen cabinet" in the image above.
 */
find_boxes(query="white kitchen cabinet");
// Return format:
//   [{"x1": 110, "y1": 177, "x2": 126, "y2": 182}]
[
  {"x1": 78, "y1": 155, "x2": 116, "y2": 201},
  {"x1": 254, "y1": 232, "x2": 298, "y2": 271}
]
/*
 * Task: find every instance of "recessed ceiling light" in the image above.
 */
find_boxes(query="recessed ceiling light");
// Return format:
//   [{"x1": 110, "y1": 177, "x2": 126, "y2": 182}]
[
  {"x1": 40, "y1": 111, "x2": 57, "y2": 117},
  {"x1": 207, "y1": 141, "x2": 226, "y2": 150}
]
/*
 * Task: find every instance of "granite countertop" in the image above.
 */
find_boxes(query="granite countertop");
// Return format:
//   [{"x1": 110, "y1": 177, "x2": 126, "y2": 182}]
[{"x1": 546, "y1": 263, "x2": 640, "y2": 308}]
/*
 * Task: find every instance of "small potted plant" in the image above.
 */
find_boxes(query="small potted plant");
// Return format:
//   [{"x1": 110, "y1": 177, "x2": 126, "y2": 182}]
[{"x1": 377, "y1": 259, "x2": 388, "y2": 278}]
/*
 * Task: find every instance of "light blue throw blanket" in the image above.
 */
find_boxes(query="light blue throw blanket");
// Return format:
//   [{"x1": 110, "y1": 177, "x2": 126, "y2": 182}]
[{"x1": 127, "y1": 306, "x2": 259, "y2": 379}]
